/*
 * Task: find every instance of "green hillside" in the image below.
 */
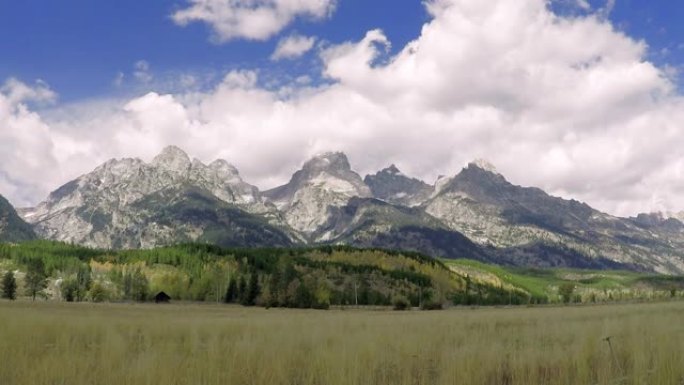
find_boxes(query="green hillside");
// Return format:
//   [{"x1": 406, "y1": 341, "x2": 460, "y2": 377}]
[
  {"x1": 0, "y1": 241, "x2": 536, "y2": 308},
  {"x1": 446, "y1": 259, "x2": 684, "y2": 303}
]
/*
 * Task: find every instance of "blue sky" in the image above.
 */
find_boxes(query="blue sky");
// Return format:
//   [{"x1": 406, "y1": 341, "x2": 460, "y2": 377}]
[
  {"x1": 2, "y1": 0, "x2": 683, "y2": 102},
  {"x1": 0, "y1": 0, "x2": 427, "y2": 102},
  {"x1": 3, "y1": 0, "x2": 684, "y2": 216}
]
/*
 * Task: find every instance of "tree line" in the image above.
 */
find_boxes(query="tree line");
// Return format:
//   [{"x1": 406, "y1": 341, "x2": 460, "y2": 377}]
[{"x1": 1, "y1": 241, "x2": 562, "y2": 308}]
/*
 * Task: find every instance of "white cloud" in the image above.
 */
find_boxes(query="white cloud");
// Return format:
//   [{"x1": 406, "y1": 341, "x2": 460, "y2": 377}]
[
  {"x1": 0, "y1": 79, "x2": 59, "y2": 206},
  {"x1": 172, "y1": 0, "x2": 337, "y2": 42},
  {"x1": 133, "y1": 60, "x2": 153, "y2": 84},
  {"x1": 600, "y1": 0, "x2": 617, "y2": 19},
  {"x1": 1, "y1": 78, "x2": 56, "y2": 105},
  {"x1": 271, "y1": 34, "x2": 317, "y2": 61},
  {"x1": 4, "y1": 0, "x2": 684, "y2": 218},
  {"x1": 575, "y1": 0, "x2": 591, "y2": 10}
]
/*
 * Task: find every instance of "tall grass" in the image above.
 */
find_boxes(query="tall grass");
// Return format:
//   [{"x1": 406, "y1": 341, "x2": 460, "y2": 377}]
[{"x1": 0, "y1": 301, "x2": 682, "y2": 385}]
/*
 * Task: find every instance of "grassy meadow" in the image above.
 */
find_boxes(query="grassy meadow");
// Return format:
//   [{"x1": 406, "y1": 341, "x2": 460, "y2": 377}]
[{"x1": 1, "y1": 301, "x2": 683, "y2": 385}]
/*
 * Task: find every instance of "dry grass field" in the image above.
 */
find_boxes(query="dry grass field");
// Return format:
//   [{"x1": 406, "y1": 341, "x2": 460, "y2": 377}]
[{"x1": 0, "y1": 301, "x2": 683, "y2": 385}]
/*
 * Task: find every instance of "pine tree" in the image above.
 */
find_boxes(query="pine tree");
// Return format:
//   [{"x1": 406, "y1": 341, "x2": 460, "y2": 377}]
[
  {"x1": 238, "y1": 275, "x2": 247, "y2": 304},
  {"x1": 294, "y1": 280, "x2": 313, "y2": 309},
  {"x1": 244, "y1": 270, "x2": 260, "y2": 306},
  {"x1": 464, "y1": 274, "x2": 472, "y2": 305},
  {"x1": 224, "y1": 278, "x2": 238, "y2": 303},
  {"x1": 2, "y1": 271, "x2": 17, "y2": 300},
  {"x1": 267, "y1": 270, "x2": 281, "y2": 307},
  {"x1": 25, "y1": 259, "x2": 48, "y2": 301}
]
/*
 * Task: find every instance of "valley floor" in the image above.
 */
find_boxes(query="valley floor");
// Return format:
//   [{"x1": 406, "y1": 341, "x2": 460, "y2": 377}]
[{"x1": 1, "y1": 301, "x2": 683, "y2": 385}]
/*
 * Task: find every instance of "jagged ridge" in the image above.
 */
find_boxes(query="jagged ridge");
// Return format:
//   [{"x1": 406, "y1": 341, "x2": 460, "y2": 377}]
[{"x1": 11, "y1": 146, "x2": 684, "y2": 274}]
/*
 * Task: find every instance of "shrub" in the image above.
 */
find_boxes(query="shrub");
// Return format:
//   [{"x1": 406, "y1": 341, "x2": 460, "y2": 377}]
[
  {"x1": 61, "y1": 278, "x2": 79, "y2": 302},
  {"x1": 89, "y1": 282, "x2": 109, "y2": 303},
  {"x1": 393, "y1": 296, "x2": 410, "y2": 311},
  {"x1": 559, "y1": 283, "x2": 576, "y2": 304}
]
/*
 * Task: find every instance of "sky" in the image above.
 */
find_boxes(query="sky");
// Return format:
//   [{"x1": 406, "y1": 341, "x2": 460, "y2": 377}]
[{"x1": 2, "y1": 0, "x2": 684, "y2": 217}]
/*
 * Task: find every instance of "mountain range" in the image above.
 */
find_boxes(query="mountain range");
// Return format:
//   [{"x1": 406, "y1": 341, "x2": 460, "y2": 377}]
[{"x1": 5, "y1": 146, "x2": 684, "y2": 274}]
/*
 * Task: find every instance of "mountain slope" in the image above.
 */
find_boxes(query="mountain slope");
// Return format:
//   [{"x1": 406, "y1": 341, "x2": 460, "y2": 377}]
[
  {"x1": 129, "y1": 186, "x2": 294, "y2": 248},
  {"x1": 424, "y1": 162, "x2": 684, "y2": 273},
  {"x1": 263, "y1": 152, "x2": 372, "y2": 239},
  {"x1": 315, "y1": 197, "x2": 492, "y2": 261},
  {"x1": 322, "y1": 197, "x2": 634, "y2": 270},
  {"x1": 0, "y1": 195, "x2": 36, "y2": 242}
]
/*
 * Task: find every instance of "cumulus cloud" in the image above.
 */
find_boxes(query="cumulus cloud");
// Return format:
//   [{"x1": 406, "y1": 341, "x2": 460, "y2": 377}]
[
  {"x1": 4, "y1": 0, "x2": 684, "y2": 217},
  {"x1": 172, "y1": 0, "x2": 337, "y2": 42},
  {"x1": 271, "y1": 34, "x2": 317, "y2": 60},
  {"x1": 0, "y1": 79, "x2": 59, "y2": 206},
  {"x1": 1, "y1": 78, "x2": 56, "y2": 105}
]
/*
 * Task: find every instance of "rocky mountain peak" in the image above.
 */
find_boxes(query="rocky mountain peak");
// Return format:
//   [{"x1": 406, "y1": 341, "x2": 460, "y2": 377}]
[
  {"x1": 208, "y1": 159, "x2": 240, "y2": 177},
  {"x1": 455, "y1": 160, "x2": 510, "y2": 187},
  {"x1": 632, "y1": 212, "x2": 684, "y2": 233},
  {"x1": 385, "y1": 164, "x2": 402, "y2": 175},
  {"x1": 22, "y1": 146, "x2": 269, "y2": 248},
  {"x1": 365, "y1": 164, "x2": 433, "y2": 207},
  {"x1": 303, "y1": 152, "x2": 351, "y2": 174},
  {"x1": 152, "y1": 145, "x2": 192, "y2": 172},
  {"x1": 427, "y1": 161, "x2": 520, "y2": 209},
  {"x1": 263, "y1": 151, "x2": 372, "y2": 236},
  {"x1": 265, "y1": 151, "x2": 371, "y2": 201},
  {"x1": 468, "y1": 159, "x2": 499, "y2": 174},
  {"x1": 634, "y1": 212, "x2": 667, "y2": 226},
  {"x1": 100, "y1": 157, "x2": 144, "y2": 173}
]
